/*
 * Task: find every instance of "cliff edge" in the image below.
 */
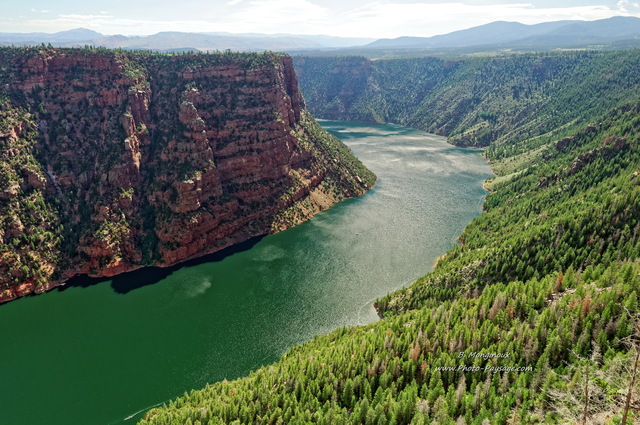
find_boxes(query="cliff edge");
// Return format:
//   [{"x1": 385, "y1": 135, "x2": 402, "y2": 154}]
[{"x1": 0, "y1": 47, "x2": 376, "y2": 303}]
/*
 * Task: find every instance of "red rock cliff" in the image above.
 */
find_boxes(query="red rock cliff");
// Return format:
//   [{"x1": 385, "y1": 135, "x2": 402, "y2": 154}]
[{"x1": 0, "y1": 48, "x2": 376, "y2": 303}]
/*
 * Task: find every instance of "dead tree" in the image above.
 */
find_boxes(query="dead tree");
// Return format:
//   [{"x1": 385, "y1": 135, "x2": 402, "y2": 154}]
[{"x1": 621, "y1": 316, "x2": 640, "y2": 425}]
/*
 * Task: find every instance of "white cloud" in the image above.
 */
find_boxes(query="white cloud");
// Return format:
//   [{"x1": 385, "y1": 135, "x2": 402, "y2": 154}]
[
  {"x1": 228, "y1": 0, "x2": 243, "y2": 5},
  {"x1": 15, "y1": 0, "x2": 329, "y2": 36},
  {"x1": 226, "y1": 0, "x2": 329, "y2": 30},
  {"x1": 36, "y1": 14, "x2": 219, "y2": 35},
  {"x1": 617, "y1": 0, "x2": 640, "y2": 12}
]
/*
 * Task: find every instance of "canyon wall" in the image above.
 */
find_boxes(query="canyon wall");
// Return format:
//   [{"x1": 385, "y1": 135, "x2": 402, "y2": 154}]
[
  {"x1": 293, "y1": 52, "x2": 640, "y2": 151},
  {"x1": 0, "y1": 47, "x2": 375, "y2": 303}
]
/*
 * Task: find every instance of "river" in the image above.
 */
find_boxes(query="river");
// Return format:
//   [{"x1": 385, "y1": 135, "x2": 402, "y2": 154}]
[{"x1": 0, "y1": 121, "x2": 492, "y2": 425}]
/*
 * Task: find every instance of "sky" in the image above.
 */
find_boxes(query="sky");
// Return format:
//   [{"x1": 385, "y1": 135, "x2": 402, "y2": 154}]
[{"x1": 2, "y1": 0, "x2": 640, "y2": 39}]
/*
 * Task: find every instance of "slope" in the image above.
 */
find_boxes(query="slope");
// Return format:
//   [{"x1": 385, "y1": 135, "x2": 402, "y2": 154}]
[{"x1": 294, "y1": 50, "x2": 640, "y2": 156}]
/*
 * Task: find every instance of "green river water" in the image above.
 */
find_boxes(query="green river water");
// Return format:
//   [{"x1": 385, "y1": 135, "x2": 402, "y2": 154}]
[{"x1": 0, "y1": 121, "x2": 492, "y2": 425}]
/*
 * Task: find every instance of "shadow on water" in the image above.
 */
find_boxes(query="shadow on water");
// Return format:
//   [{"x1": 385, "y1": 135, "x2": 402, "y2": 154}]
[{"x1": 60, "y1": 235, "x2": 265, "y2": 294}]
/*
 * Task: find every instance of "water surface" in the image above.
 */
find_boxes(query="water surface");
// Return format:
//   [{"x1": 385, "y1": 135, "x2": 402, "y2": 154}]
[{"x1": 0, "y1": 121, "x2": 492, "y2": 425}]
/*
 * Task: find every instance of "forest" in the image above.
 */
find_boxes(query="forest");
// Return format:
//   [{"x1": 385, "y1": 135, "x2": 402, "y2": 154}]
[
  {"x1": 294, "y1": 51, "x2": 640, "y2": 155},
  {"x1": 138, "y1": 49, "x2": 640, "y2": 423}
]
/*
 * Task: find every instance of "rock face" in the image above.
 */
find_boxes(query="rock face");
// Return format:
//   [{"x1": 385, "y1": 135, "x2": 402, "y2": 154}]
[{"x1": 0, "y1": 47, "x2": 376, "y2": 303}]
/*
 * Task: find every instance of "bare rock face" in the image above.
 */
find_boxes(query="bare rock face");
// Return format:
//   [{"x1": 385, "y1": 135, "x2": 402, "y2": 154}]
[
  {"x1": 568, "y1": 135, "x2": 629, "y2": 176},
  {"x1": 0, "y1": 48, "x2": 375, "y2": 303}
]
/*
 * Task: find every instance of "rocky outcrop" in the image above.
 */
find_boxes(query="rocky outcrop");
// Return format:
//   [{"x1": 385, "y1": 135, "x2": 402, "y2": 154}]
[
  {"x1": 568, "y1": 136, "x2": 629, "y2": 175},
  {"x1": 555, "y1": 137, "x2": 573, "y2": 151},
  {"x1": 0, "y1": 48, "x2": 376, "y2": 303}
]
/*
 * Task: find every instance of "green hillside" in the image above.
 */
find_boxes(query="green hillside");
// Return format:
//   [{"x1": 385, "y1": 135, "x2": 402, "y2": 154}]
[
  {"x1": 140, "y1": 51, "x2": 640, "y2": 424},
  {"x1": 294, "y1": 51, "x2": 640, "y2": 156}
]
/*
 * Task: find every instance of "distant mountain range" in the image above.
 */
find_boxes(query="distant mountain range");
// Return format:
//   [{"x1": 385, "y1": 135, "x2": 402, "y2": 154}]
[
  {"x1": 366, "y1": 16, "x2": 640, "y2": 50},
  {"x1": 0, "y1": 28, "x2": 104, "y2": 44},
  {"x1": 1, "y1": 16, "x2": 639, "y2": 53},
  {"x1": 0, "y1": 28, "x2": 374, "y2": 52}
]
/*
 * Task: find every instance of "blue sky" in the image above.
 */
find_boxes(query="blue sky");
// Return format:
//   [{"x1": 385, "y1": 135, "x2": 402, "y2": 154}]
[{"x1": 2, "y1": 1, "x2": 640, "y2": 38}]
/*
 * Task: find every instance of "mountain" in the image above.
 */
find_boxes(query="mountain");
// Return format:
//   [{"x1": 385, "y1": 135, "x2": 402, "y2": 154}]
[
  {"x1": 281, "y1": 34, "x2": 375, "y2": 48},
  {"x1": 519, "y1": 16, "x2": 640, "y2": 46},
  {"x1": 0, "y1": 28, "x2": 103, "y2": 45},
  {"x1": 367, "y1": 20, "x2": 576, "y2": 49},
  {"x1": 0, "y1": 29, "x2": 372, "y2": 51},
  {"x1": 81, "y1": 34, "x2": 129, "y2": 48},
  {"x1": 365, "y1": 16, "x2": 640, "y2": 50},
  {"x1": 45, "y1": 28, "x2": 104, "y2": 42},
  {"x1": 202, "y1": 32, "x2": 376, "y2": 48},
  {"x1": 0, "y1": 47, "x2": 375, "y2": 303},
  {"x1": 80, "y1": 31, "x2": 325, "y2": 51},
  {"x1": 4, "y1": 18, "x2": 638, "y2": 54},
  {"x1": 547, "y1": 15, "x2": 640, "y2": 40}
]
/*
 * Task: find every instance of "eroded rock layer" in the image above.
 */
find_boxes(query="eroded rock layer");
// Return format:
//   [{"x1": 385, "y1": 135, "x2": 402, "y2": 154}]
[{"x1": 0, "y1": 48, "x2": 376, "y2": 303}]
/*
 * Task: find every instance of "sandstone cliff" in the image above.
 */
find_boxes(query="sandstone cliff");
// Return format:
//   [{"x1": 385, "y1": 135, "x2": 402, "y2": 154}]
[{"x1": 0, "y1": 47, "x2": 376, "y2": 303}]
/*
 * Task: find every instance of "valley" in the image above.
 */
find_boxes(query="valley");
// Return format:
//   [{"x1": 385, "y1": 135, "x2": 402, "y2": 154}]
[
  {"x1": 139, "y1": 50, "x2": 640, "y2": 424},
  {"x1": 3, "y1": 15, "x2": 640, "y2": 424},
  {"x1": 0, "y1": 121, "x2": 490, "y2": 425}
]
